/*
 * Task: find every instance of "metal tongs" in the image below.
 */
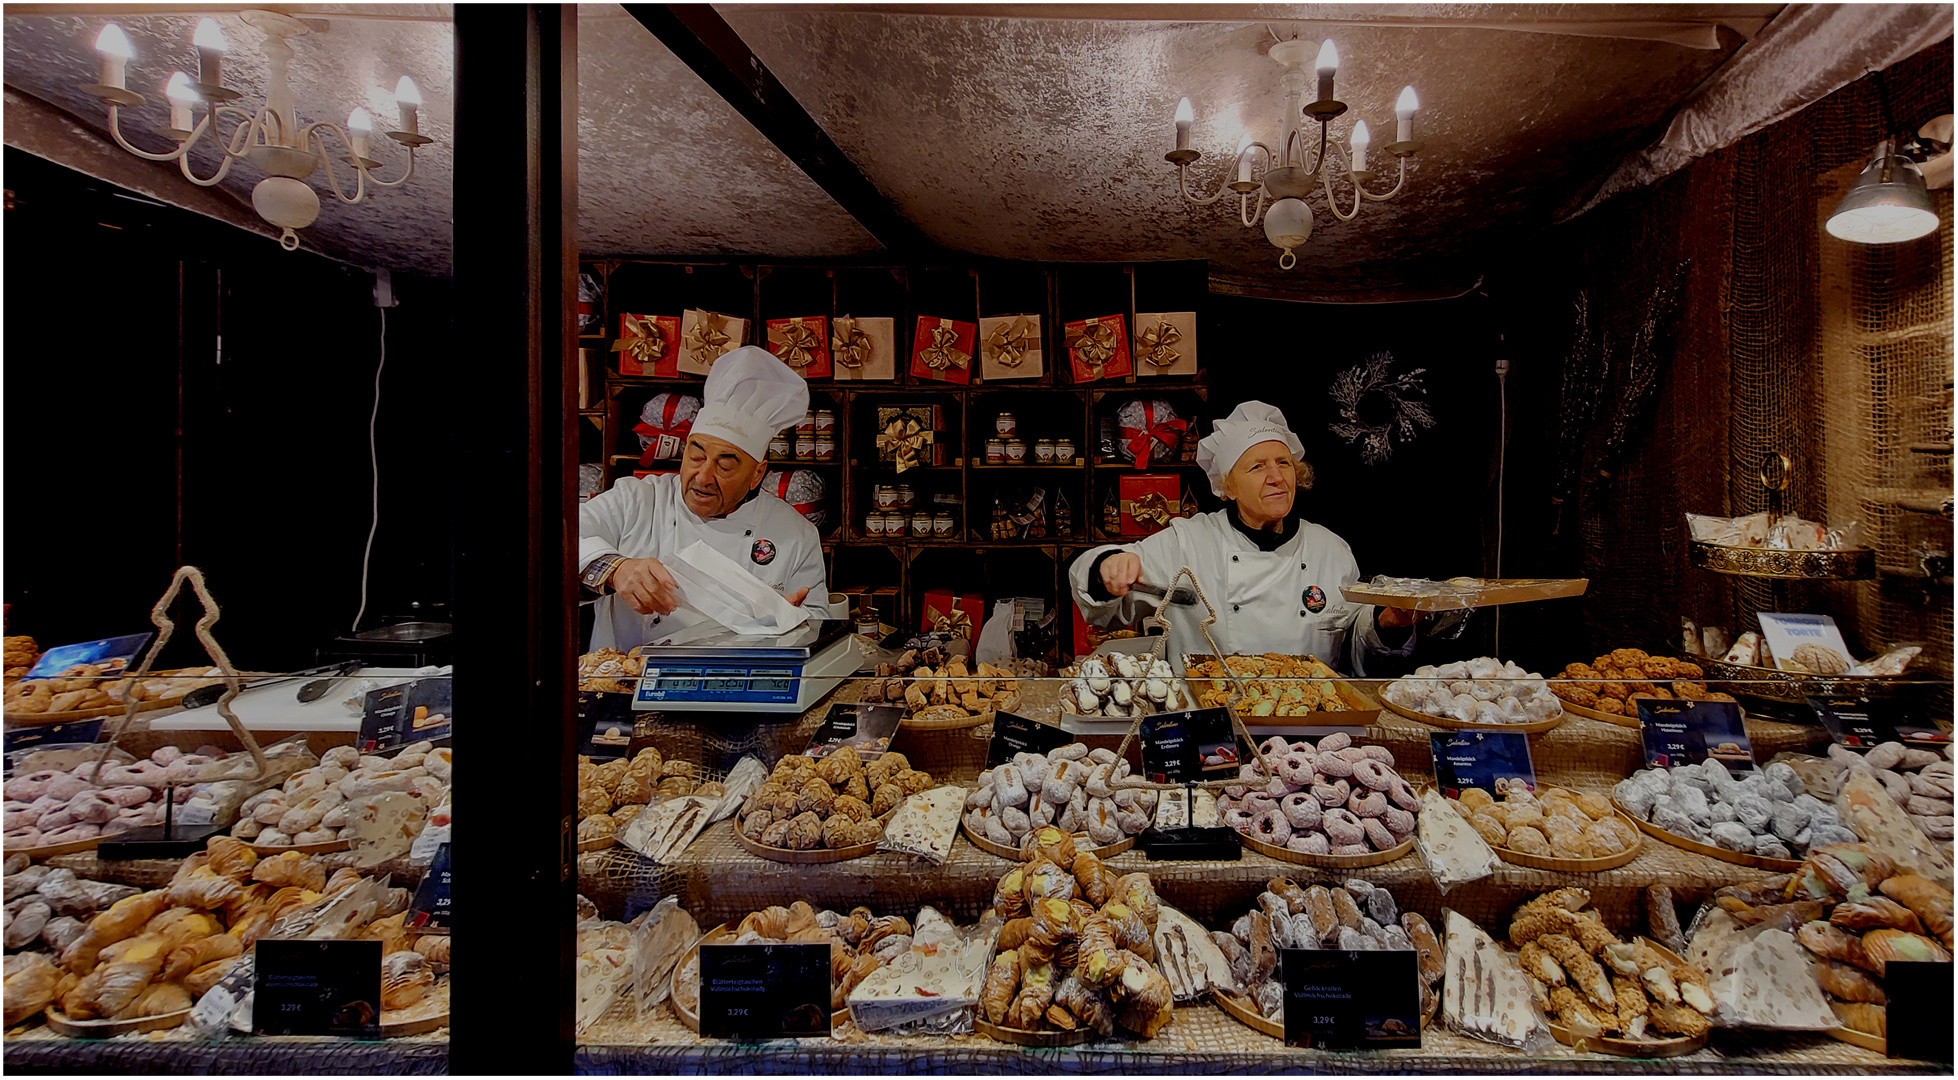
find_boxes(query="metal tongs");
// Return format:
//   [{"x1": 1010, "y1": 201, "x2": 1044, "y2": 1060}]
[{"x1": 1128, "y1": 580, "x2": 1198, "y2": 605}]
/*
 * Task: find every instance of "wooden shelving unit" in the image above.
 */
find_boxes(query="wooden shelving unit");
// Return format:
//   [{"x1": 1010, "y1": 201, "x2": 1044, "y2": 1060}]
[{"x1": 576, "y1": 256, "x2": 1215, "y2": 649}]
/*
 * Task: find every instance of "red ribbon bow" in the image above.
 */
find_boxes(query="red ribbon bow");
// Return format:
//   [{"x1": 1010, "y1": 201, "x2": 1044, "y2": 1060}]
[
  {"x1": 1125, "y1": 403, "x2": 1188, "y2": 468},
  {"x1": 633, "y1": 395, "x2": 695, "y2": 468}
]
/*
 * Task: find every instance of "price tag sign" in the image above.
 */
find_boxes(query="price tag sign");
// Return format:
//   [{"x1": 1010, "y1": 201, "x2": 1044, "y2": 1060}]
[
  {"x1": 408, "y1": 842, "x2": 451, "y2": 930},
  {"x1": 1429, "y1": 731, "x2": 1536, "y2": 799},
  {"x1": 253, "y1": 939, "x2": 383, "y2": 1037},
  {"x1": 22, "y1": 633, "x2": 153, "y2": 679},
  {"x1": 986, "y1": 711, "x2": 1070, "y2": 768},
  {"x1": 1810, "y1": 696, "x2": 1951, "y2": 750},
  {"x1": 1638, "y1": 699, "x2": 1755, "y2": 771},
  {"x1": 809, "y1": 702, "x2": 905, "y2": 763},
  {"x1": 698, "y1": 943, "x2": 831, "y2": 1039},
  {"x1": 1281, "y1": 948, "x2": 1421, "y2": 1049},
  {"x1": 577, "y1": 691, "x2": 636, "y2": 760},
  {"x1": 1885, "y1": 961, "x2": 1953, "y2": 1061},
  {"x1": 1139, "y1": 707, "x2": 1239, "y2": 784},
  {"x1": 358, "y1": 678, "x2": 453, "y2": 751},
  {"x1": 3, "y1": 718, "x2": 105, "y2": 755}
]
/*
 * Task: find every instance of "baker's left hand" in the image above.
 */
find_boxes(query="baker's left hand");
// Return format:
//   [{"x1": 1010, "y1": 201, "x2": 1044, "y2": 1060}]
[
  {"x1": 782, "y1": 587, "x2": 810, "y2": 606},
  {"x1": 1377, "y1": 605, "x2": 1415, "y2": 629}
]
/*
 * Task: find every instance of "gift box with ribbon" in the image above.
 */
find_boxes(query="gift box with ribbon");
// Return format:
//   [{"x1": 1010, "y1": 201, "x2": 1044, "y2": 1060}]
[
  {"x1": 1064, "y1": 314, "x2": 1134, "y2": 384},
  {"x1": 1118, "y1": 473, "x2": 1182, "y2": 536},
  {"x1": 920, "y1": 588, "x2": 984, "y2": 643},
  {"x1": 829, "y1": 314, "x2": 897, "y2": 381},
  {"x1": 1132, "y1": 311, "x2": 1198, "y2": 378},
  {"x1": 977, "y1": 314, "x2": 1044, "y2": 381},
  {"x1": 1114, "y1": 399, "x2": 1189, "y2": 469},
  {"x1": 677, "y1": 309, "x2": 747, "y2": 376},
  {"x1": 874, "y1": 406, "x2": 946, "y2": 472},
  {"x1": 612, "y1": 313, "x2": 681, "y2": 378},
  {"x1": 765, "y1": 468, "x2": 828, "y2": 530},
  {"x1": 767, "y1": 315, "x2": 833, "y2": 379},
  {"x1": 909, "y1": 316, "x2": 976, "y2": 385},
  {"x1": 633, "y1": 392, "x2": 701, "y2": 464}
]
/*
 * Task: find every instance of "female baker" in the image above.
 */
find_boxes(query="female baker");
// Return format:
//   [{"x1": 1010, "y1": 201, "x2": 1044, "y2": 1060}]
[{"x1": 1067, "y1": 401, "x2": 1416, "y2": 675}]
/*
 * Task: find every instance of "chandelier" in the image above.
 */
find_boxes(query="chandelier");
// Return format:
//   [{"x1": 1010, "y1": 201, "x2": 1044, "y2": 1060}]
[
  {"x1": 1166, "y1": 38, "x2": 1422, "y2": 269},
  {"x1": 79, "y1": 11, "x2": 433, "y2": 251}
]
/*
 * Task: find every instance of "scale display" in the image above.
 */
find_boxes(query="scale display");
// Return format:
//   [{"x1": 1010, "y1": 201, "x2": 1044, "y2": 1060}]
[{"x1": 635, "y1": 665, "x2": 804, "y2": 705}]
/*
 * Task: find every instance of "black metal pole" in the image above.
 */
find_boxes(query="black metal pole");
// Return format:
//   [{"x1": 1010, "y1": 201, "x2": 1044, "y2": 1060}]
[{"x1": 450, "y1": 4, "x2": 579, "y2": 1074}]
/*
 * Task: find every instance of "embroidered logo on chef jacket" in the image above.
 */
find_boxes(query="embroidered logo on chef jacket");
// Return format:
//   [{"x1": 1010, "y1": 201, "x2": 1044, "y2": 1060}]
[
  {"x1": 1302, "y1": 585, "x2": 1327, "y2": 613},
  {"x1": 751, "y1": 539, "x2": 776, "y2": 565}
]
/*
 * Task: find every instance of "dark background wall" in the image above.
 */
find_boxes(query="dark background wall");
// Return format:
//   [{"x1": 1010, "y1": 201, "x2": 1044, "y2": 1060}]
[{"x1": 3, "y1": 148, "x2": 455, "y2": 671}]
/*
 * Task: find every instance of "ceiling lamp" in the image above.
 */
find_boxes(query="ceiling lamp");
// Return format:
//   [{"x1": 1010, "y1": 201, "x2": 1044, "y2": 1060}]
[
  {"x1": 1167, "y1": 38, "x2": 1423, "y2": 269},
  {"x1": 1826, "y1": 138, "x2": 1941, "y2": 244},
  {"x1": 79, "y1": 11, "x2": 433, "y2": 251}
]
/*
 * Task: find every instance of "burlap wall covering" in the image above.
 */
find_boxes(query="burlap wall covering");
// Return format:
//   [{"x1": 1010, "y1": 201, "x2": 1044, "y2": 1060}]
[{"x1": 1489, "y1": 38, "x2": 1952, "y2": 687}]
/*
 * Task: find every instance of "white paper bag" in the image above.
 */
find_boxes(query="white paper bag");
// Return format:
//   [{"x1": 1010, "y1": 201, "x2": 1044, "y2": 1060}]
[
  {"x1": 664, "y1": 540, "x2": 810, "y2": 635},
  {"x1": 974, "y1": 599, "x2": 1018, "y2": 666}
]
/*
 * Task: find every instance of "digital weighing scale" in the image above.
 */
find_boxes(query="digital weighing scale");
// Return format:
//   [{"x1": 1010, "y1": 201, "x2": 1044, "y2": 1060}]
[{"x1": 631, "y1": 619, "x2": 860, "y2": 713}]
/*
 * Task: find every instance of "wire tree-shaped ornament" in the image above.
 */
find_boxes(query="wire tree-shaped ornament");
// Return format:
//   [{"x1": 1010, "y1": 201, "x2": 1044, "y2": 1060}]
[
  {"x1": 1593, "y1": 262, "x2": 1689, "y2": 497},
  {"x1": 1551, "y1": 290, "x2": 1610, "y2": 534},
  {"x1": 1327, "y1": 352, "x2": 1435, "y2": 465}
]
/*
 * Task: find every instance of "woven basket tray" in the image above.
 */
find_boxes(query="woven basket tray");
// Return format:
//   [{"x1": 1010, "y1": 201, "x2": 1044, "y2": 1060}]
[
  {"x1": 973, "y1": 1016, "x2": 1095, "y2": 1047},
  {"x1": 1434, "y1": 787, "x2": 1646, "y2": 872},
  {"x1": 733, "y1": 807, "x2": 896, "y2": 864},
  {"x1": 1235, "y1": 829, "x2": 1414, "y2": 868},
  {"x1": 1377, "y1": 695, "x2": 1566, "y2": 735},
  {"x1": 1611, "y1": 796, "x2": 1804, "y2": 872}
]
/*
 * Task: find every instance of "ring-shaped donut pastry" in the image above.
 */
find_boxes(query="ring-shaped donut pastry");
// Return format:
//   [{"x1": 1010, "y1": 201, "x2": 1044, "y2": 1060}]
[
  {"x1": 1276, "y1": 754, "x2": 1316, "y2": 788},
  {"x1": 1388, "y1": 778, "x2": 1422, "y2": 812},
  {"x1": 1381, "y1": 806, "x2": 1416, "y2": 835},
  {"x1": 1362, "y1": 817, "x2": 1397, "y2": 850},
  {"x1": 1359, "y1": 745, "x2": 1395, "y2": 766},
  {"x1": 1287, "y1": 832, "x2": 1331, "y2": 854},
  {"x1": 1321, "y1": 807, "x2": 1365, "y2": 846},
  {"x1": 1280, "y1": 792, "x2": 1323, "y2": 830},
  {"x1": 1258, "y1": 736, "x2": 1291, "y2": 760},
  {"x1": 1242, "y1": 793, "x2": 1278, "y2": 816},
  {"x1": 1250, "y1": 808, "x2": 1293, "y2": 845},
  {"x1": 1222, "y1": 807, "x2": 1256, "y2": 833},
  {"x1": 1347, "y1": 789, "x2": 1389, "y2": 818},
  {"x1": 1351, "y1": 759, "x2": 1394, "y2": 792},
  {"x1": 1316, "y1": 731, "x2": 1353, "y2": 754},
  {"x1": 1315, "y1": 752, "x2": 1355, "y2": 778},
  {"x1": 1311, "y1": 779, "x2": 1351, "y2": 807}
]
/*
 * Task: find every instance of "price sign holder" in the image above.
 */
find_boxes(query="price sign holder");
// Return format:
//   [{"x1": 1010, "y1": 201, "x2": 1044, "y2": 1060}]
[
  {"x1": 1885, "y1": 961, "x2": 1953, "y2": 1061},
  {"x1": 358, "y1": 677, "x2": 453, "y2": 752},
  {"x1": 1139, "y1": 707, "x2": 1239, "y2": 785},
  {"x1": 986, "y1": 711, "x2": 1070, "y2": 768},
  {"x1": 698, "y1": 943, "x2": 831, "y2": 1039},
  {"x1": 1281, "y1": 948, "x2": 1421, "y2": 1049},
  {"x1": 1637, "y1": 699, "x2": 1755, "y2": 771},
  {"x1": 408, "y1": 842, "x2": 451, "y2": 931},
  {"x1": 253, "y1": 939, "x2": 383, "y2": 1037},
  {"x1": 1810, "y1": 696, "x2": 1951, "y2": 750},
  {"x1": 1429, "y1": 730, "x2": 1536, "y2": 799}
]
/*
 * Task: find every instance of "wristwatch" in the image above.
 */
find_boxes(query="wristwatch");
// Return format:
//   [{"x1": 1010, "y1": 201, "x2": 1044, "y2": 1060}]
[{"x1": 581, "y1": 554, "x2": 624, "y2": 594}]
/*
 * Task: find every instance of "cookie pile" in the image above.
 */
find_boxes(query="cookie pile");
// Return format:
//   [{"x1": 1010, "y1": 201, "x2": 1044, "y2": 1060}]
[
  {"x1": 1451, "y1": 786, "x2": 1640, "y2": 860},
  {"x1": 1551, "y1": 648, "x2": 1732, "y2": 717}
]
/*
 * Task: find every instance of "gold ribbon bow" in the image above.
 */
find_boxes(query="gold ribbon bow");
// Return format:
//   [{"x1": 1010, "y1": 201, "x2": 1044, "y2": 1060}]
[
  {"x1": 1123, "y1": 491, "x2": 1174, "y2": 528},
  {"x1": 774, "y1": 320, "x2": 823, "y2": 369},
  {"x1": 919, "y1": 322, "x2": 969, "y2": 371},
  {"x1": 1066, "y1": 320, "x2": 1119, "y2": 376},
  {"x1": 986, "y1": 316, "x2": 1033, "y2": 368},
  {"x1": 1138, "y1": 319, "x2": 1182, "y2": 369},
  {"x1": 876, "y1": 417, "x2": 933, "y2": 474},
  {"x1": 931, "y1": 608, "x2": 974, "y2": 639},
  {"x1": 831, "y1": 315, "x2": 871, "y2": 369},
  {"x1": 685, "y1": 312, "x2": 732, "y2": 368},
  {"x1": 610, "y1": 315, "x2": 667, "y2": 368}
]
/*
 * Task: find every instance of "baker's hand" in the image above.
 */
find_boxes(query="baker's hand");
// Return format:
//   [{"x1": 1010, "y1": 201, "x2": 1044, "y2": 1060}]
[
  {"x1": 1377, "y1": 605, "x2": 1415, "y2": 629},
  {"x1": 611, "y1": 557, "x2": 680, "y2": 616},
  {"x1": 1099, "y1": 552, "x2": 1143, "y2": 598},
  {"x1": 783, "y1": 587, "x2": 810, "y2": 606}
]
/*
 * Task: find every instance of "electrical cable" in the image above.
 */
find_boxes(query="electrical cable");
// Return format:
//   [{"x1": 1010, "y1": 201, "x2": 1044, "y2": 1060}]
[
  {"x1": 1494, "y1": 343, "x2": 1509, "y2": 655},
  {"x1": 352, "y1": 305, "x2": 385, "y2": 634}
]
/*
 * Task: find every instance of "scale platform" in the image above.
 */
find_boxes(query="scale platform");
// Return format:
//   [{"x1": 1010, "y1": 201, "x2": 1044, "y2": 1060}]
[{"x1": 631, "y1": 619, "x2": 858, "y2": 713}]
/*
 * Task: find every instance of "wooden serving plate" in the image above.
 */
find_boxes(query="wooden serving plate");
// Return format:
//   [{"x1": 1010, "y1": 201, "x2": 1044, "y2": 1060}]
[
  {"x1": 1544, "y1": 939, "x2": 1709, "y2": 1057},
  {"x1": 960, "y1": 820, "x2": 1135, "y2": 861},
  {"x1": 1181, "y1": 655, "x2": 1382, "y2": 726},
  {"x1": 1377, "y1": 694, "x2": 1566, "y2": 735},
  {"x1": 1558, "y1": 696, "x2": 1749, "y2": 730},
  {"x1": 670, "y1": 923, "x2": 848, "y2": 1034},
  {"x1": 247, "y1": 838, "x2": 353, "y2": 856},
  {"x1": 13, "y1": 833, "x2": 112, "y2": 860},
  {"x1": 1436, "y1": 788, "x2": 1646, "y2": 872},
  {"x1": 733, "y1": 807, "x2": 896, "y2": 864},
  {"x1": 973, "y1": 1015, "x2": 1094, "y2": 1046},
  {"x1": 899, "y1": 707, "x2": 994, "y2": 732},
  {"x1": 1827, "y1": 1025, "x2": 1887, "y2": 1054},
  {"x1": 1235, "y1": 829, "x2": 1415, "y2": 868},
  {"x1": 3, "y1": 697, "x2": 178, "y2": 728},
  {"x1": 44, "y1": 1006, "x2": 191, "y2": 1038},
  {"x1": 576, "y1": 834, "x2": 618, "y2": 854},
  {"x1": 1611, "y1": 797, "x2": 1803, "y2": 872}
]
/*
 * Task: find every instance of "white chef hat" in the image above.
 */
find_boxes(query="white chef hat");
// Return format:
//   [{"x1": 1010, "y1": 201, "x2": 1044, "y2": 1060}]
[
  {"x1": 689, "y1": 346, "x2": 809, "y2": 461},
  {"x1": 1197, "y1": 400, "x2": 1305, "y2": 497}
]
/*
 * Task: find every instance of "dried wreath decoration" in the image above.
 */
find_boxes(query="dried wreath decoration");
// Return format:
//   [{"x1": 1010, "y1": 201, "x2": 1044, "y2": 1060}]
[{"x1": 1327, "y1": 351, "x2": 1435, "y2": 465}]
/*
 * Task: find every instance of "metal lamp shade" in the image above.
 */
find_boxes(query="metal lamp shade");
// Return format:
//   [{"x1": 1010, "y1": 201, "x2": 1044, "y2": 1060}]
[{"x1": 1827, "y1": 152, "x2": 1940, "y2": 244}]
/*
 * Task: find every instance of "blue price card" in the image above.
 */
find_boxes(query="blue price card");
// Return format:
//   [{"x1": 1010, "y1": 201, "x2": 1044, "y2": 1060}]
[
  {"x1": 698, "y1": 943, "x2": 831, "y2": 1039},
  {"x1": 408, "y1": 842, "x2": 451, "y2": 931},
  {"x1": 253, "y1": 939, "x2": 382, "y2": 1037},
  {"x1": 359, "y1": 678, "x2": 453, "y2": 751},
  {"x1": 1638, "y1": 698, "x2": 1754, "y2": 771},
  {"x1": 1429, "y1": 731, "x2": 1536, "y2": 800},
  {"x1": 1281, "y1": 948, "x2": 1421, "y2": 1049},
  {"x1": 22, "y1": 633, "x2": 153, "y2": 680}
]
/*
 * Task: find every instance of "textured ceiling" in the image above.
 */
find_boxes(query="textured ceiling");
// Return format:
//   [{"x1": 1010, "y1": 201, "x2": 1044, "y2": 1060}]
[
  {"x1": 2, "y1": 8, "x2": 453, "y2": 273},
  {"x1": 0, "y1": 5, "x2": 1816, "y2": 297}
]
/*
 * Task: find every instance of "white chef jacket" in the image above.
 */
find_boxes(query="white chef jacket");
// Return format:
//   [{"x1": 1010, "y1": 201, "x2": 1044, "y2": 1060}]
[
  {"x1": 579, "y1": 473, "x2": 833, "y2": 651},
  {"x1": 1067, "y1": 510, "x2": 1411, "y2": 676}
]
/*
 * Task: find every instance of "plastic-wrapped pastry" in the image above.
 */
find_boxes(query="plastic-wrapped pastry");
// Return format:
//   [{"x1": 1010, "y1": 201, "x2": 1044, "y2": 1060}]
[
  {"x1": 63, "y1": 891, "x2": 170, "y2": 974},
  {"x1": 414, "y1": 935, "x2": 453, "y2": 966},
  {"x1": 1020, "y1": 825, "x2": 1078, "y2": 868},
  {"x1": 113, "y1": 980, "x2": 192, "y2": 1020},
  {"x1": 184, "y1": 956, "x2": 237, "y2": 999},
  {"x1": 251, "y1": 851, "x2": 328, "y2": 892},
  {"x1": 1005, "y1": 958, "x2": 1057, "y2": 1029},
  {"x1": 3, "y1": 951, "x2": 63, "y2": 1026},
  {"x1": 1072, "y1": 851, "x2": 1117, "y2": 908},
  {"x1": 382, "y1": 950, "x2": 434, "y2": 1009},
  {"x1": 980, "y1": 948, "x2": 1022, "y2": 1024}
]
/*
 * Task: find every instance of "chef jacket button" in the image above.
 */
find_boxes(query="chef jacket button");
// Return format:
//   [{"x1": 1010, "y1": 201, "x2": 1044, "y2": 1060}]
[
  {"x1": 1231, "y1": 555, "x2": 1239, "y2": 563},
  {"x1": 1232, "y1": 604, "x2": 1240, "y2": 612},
  {"x1": 745, "y1": 529, "x2": 753, "y2": 536},
  {"x1": 1300, "y1": 610, "x2": 1308, "y2": 617}
]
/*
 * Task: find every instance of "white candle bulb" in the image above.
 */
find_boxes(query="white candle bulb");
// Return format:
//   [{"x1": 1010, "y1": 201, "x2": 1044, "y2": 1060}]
[
  {"x1": 1236, "y1": 132, "x2": 1254, "y2": 183},
  {"x1": 394, "y1": 75, "x2": 422, "y2": 136},
  {"x1": 1315, "y1": 39, "x2": 1338, "y2": 102},
  {"x1": 1174, "y1": 96, "x2": 1193, "y2": 151},
  {"x1": 94, "y1": 23, "x2": 133, "y2": 91},
  {"x1": 164, "y1": 71, "x2": 198, "y2": 132},
  {"x1": 1349, "y1": 120, "x2": 1370, "y2": 172},
  {"x1": 348, "y1": 107, "x2": 373, "y2": 160},
  {"x1": 193, "y1": 17, "x2": 227, "y2": 88},
  {"x1": 1395, "y1": 85, "x2": 1419, "y2": 143}
]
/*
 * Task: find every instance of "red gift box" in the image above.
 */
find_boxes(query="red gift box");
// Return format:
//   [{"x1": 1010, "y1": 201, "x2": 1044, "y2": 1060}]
[
  {"x1": 1065, "y1": 315, "x2": 1133, "y2": 383},
  {"x1": 920, "y1": 587, "x2": 984, "y2": 642},
  {"x1": 909, "y1": 316, "x2": 976, "y2": 385},
  {"x1": 633, "y1": 392, "x2": 699, "y2": 467},
  {"x1": 613, "y1": 313, "x2": 681, "y2": 378},
  {"x1": 1120, "y1": 401, "x2": 1189, "y2": 469},
  {"x1": 767, "y1": 315, "x2": 832, "y2": 379},
  {"x1": 1118, "y1": 473, "x2": 1181, "y2": 536}
]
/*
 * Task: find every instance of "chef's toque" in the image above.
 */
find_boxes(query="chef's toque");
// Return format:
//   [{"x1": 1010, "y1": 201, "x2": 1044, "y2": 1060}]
[
  {"x1": 689, "y1": 346, "x2": 810, "y2": 461},
  {"x1": 1196, "y1": 401, "x2": 1305, "y2": 497}
]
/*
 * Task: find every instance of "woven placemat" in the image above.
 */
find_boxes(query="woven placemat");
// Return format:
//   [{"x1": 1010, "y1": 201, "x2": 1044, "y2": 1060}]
[{"x1": 576, "y1": 998, "x2": 1929, "y2": 1075}]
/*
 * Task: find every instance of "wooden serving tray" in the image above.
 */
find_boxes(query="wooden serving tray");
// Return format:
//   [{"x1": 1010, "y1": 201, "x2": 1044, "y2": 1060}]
[
  {"x1": 1611, "y1": 796, "x2": 1804, "y2": 872},
  {"x1": 1341, "y1": 578, "x2": 1588, "y2": 612},
  {"x1": 1827, "y1": 1025, "x2": 1887, "y2": 1054},
  {"x1": 670, "y1": 923, "x2": 848, "y2": 1034},
  {"x1": 4, "y1": 697, "x2": 177, "y2": 728},
  {"x1": 959, "y1": 820, "x2": 1135, "y2": 861},
  {"x1": 973, "y1": 1015, "x2": 1094, "y2": 1046},
  {"x1": 1182, "y1": 655, "x2": 1382, "y2": 726},
  {"x1": 1433, "y1": 786, "x2": 1645, "y2": 872},
  {"x1": 13, "y1": 833, "x2": 112, "y2": 860},
  {"x1": 733, "y1": 807, "x2": 896, "y2": 864},
  {"x1": 247, "y1": 838, "x2": 352, "y2": 856},
  {"x1": 1235, "y1": 829, "x2": 1414, "y2": 868},
  {"x1": 1544, "y1": 939, "x2": 1708, "y2": 1057},
  {"x1": 1377, "y1": 694, "x2": 1567, "y2": 735},
  {"x1": 900, "y1": 707, "x2": 995, "y2": 732},
  {"x1": 44, "y1": 1006, "x2": 191, "y2": 1038}
]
